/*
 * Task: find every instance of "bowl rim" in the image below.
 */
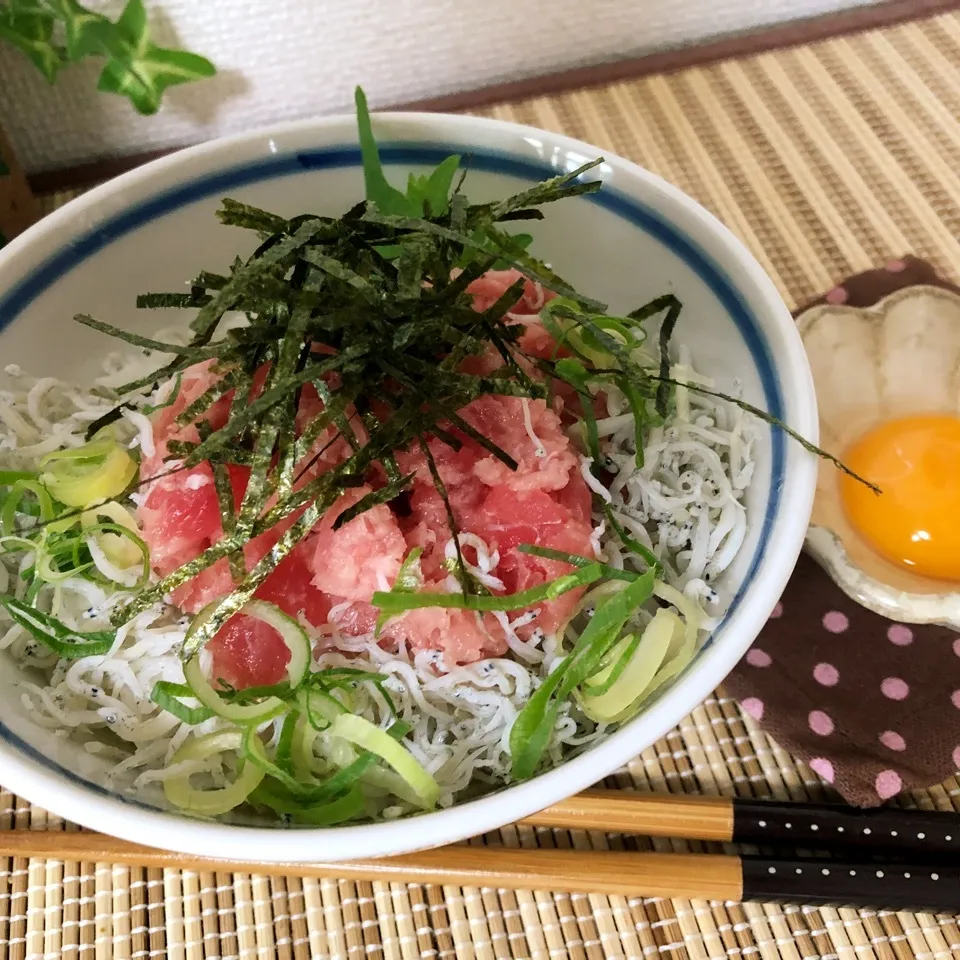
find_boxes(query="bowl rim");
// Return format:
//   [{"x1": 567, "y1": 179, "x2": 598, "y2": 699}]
[{"x1": 0, "y1": 109, "x2": 818, "y2": 862}]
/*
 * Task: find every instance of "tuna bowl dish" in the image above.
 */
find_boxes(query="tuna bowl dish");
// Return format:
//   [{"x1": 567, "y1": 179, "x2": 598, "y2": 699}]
[{"x1": 0, "y1": 93, "x2": 819, "y2": 860}]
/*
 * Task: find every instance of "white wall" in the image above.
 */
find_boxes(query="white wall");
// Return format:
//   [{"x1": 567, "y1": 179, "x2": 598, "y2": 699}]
[{"x1": 0, "y1": 0, "x2": 877, "y2": 173}]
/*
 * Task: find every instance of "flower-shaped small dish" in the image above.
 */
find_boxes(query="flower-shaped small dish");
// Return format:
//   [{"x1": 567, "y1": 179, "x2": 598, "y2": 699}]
[{"x1": 799, "y1": 285, "x2": 960, "y2": 629}]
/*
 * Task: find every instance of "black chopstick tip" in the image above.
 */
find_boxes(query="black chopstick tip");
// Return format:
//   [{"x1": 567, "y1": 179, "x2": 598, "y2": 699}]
[
  {"x1": 742, "y1": 856, "x2": 960, "y2": 914},
  {"x1": 732, "y1": 797, "x2": 960, "y2": 860}
]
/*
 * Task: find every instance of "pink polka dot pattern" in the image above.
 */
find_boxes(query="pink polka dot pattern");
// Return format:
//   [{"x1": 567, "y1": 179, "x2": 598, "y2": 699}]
[
  {"x1": 887, "y1": 624, "x2": 913, "y2": 646},
  {"x1": 881, "y1": 677, "x2": 909, "y2": 700},
  {"x1": 822, "y1": 611, "x2": 849, "y2": 633},
  {"x1": 879, "y1": 730, "x2": 906, "y2": 751},
  {"x1": 813, "y1": 662, "x2": 839, "y2": 686},
  {"x1": 723, "y1": 265, "x2": 960, "y2": 808},
  {"x1": 809, "y1": 757, "x2": 835, "y2": 783},
  {"x1": 875, "y1": 769, "x2": 903, "y2": 800},
  {"x1": 808, "y1": 710, "x2": 834, "y2": 736},
  {"x1": 825, "y1": 286, "x2": 848, "y2": 304},
  {"x1": 746, "y1": 648, "x2": 772, "y2": 668},
  {"x1": 741, "y1": 697, "x2": 764, "y2": 721}
]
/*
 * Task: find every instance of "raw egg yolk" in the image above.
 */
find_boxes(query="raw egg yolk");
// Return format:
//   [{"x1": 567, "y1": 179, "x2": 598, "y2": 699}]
[{"x1": 840, "y1": 413, "x2": 960, "y2": 581}]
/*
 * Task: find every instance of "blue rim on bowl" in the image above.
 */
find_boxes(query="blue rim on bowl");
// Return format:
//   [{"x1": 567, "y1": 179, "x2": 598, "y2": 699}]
[{"x1": 0, "y1": 113, "x2": 813, "y2": 862}]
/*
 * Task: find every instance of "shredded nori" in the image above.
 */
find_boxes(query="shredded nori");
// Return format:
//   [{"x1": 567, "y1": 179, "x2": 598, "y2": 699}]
[
  {"x1": 70, "y1": 90, "x2": 857, "y2": 659},
  {"x1": 75, "y1": 160, "x2": 669, "y2": 646}
]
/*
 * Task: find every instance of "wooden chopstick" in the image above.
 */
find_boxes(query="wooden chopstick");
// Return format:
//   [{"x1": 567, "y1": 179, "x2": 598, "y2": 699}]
[
  {"x1": 521, "y1": 788, "x2": 960, "y2": 859},
  {"x1": 1, "y1": 828, "x2": 958, "y2": 912},
  {"x1": 0, "y1": 829, "x2": 742, "y2": 898},
  {"x1": 2, "y1": 787, "x2": 958, "y2": 911},
  {"x1": 521, "y1": 788, "x2": 733, "y2": 840}
]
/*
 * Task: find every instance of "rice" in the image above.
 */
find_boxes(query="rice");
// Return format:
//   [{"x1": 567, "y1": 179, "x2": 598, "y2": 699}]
[{"x1": 0, "y1": 335, "x2": 756, "y2": 812}]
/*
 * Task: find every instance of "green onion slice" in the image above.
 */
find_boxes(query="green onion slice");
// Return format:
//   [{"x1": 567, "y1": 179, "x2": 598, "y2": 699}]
[
  {"x1": 290, "y1": 713, "x2": 326, "y2": 783},
  {"x1": 329, "y1": 713, "x2": 439, "y2": 810},
  {"x1": 151, "y1": 681, "x2": 215, "y2": 725},
  {"x1": 297, "y1": 687, "x2": 348, "y2": 731},
  {"x1": 0, "y1": 470, "x2": 37, "y2": 487},
  {"x1": 85, "y1": 522, "x2": 151, "y2": 588},
  {"x1": 40, "y1": 434, "x2": 137, "y2": 509},
  {"x1": 0, "y1": 535, "x2": 38, "y2": 555},
  {"x1": 603, "y1": 506, "x2": 661, "y2": 573},
  {"x1": 579, "y1": 630, "x2": 643, "y2": 698},
  {"x1": 577, "y1": 610, "x2": 676, "y2": 722},
  {"x1": 1, "y1": 479, "x2": 55, "y2": 536},
  {"x1": 509, "y1": 568, "x2": 656, "y2": 779},
  {"x1": 0, "y1": 596, "x2": 114, "y2": 658},
  {"x1": 163, "y1": 730, "x2": 265, "y2": 816},
  {"x1": 371, "y1": 562, "x2": 604, "y2": 622},
  {"x1": 251, "y1": 780, "x2": 366, "y2": 825},
  {"x1": 35, "y1": 538, "x2": 94, "y2": 583},
  {"x1": 241, "y1": 722, "x2": 312, "y2": 794},
  {"x1": 516, "y1": 544, "x2": 645, "y2": 583},
  {"x1": 181, "y1": 600, "x2": 311, "y2": 724},
  {"x1": 81, "y1": 502, "x2": 143, "y2": 568}
]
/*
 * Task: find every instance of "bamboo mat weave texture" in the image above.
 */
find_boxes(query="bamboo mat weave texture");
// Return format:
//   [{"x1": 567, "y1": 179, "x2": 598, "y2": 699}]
[{"x1": 12, "y1": 10, "x2": 960, "y2": 960}]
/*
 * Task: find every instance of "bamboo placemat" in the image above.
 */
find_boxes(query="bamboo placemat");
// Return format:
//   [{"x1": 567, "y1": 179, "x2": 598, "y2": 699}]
[{"x1": 10, "y1": 9, "x2": 960, "y2": 959}]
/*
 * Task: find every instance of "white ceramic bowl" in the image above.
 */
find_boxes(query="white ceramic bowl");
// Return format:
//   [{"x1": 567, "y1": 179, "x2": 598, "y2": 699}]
[{"x1": 0, "y1": 111, "x2": 818, "y2": 862}]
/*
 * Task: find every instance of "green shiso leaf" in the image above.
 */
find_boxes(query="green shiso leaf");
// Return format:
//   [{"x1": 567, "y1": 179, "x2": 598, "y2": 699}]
[{"x1": 355, "y1": 86, "x2": 416, "y2": 217}]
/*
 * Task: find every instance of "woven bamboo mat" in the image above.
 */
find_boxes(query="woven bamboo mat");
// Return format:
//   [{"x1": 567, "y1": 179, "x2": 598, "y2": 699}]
[{"x1": 10, "y1": 9, "x2": 960, "y2": 959}]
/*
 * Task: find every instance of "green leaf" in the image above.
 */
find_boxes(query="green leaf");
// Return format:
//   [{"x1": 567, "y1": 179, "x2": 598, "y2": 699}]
[
  {"x1": 354, "y1": 86, "x2": 412, "y2": 216},
  {"x1": 112, "y1": 0, "x2": 148, "y2": 49},
  {"x1": 425, "y1": 155, "x2": 460, "y2": 211},
  {"x1": 491, "y1": 232, "x2": 533, "y2": 269},
  {"x1": 455, "y1": 227, "x2": 534, "y2": 271},
  {"x1": 1, "y1": 0, "x2": 215, "y2": 112},
  {"x1": 97, "y1": 46, "x2": 216, "y2": 115},
  {"x1": 43, "y1": 0, "x2": 111, "y2": 60},
  {"x1": 90, "y1": 0, "x2": 215, "y2": 115},
  {"x1": 405, "y1": 154, "x2": 460, "y2": 217},
  {"x1": 0, "y1": 5, "x2": 65, "y2": 82},
  {"x1": 354, "y1": 86, "x2": 460, "y2": 218}
]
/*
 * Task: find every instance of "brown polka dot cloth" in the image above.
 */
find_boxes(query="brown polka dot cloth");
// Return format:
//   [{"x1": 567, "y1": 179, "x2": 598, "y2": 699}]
[{"x1": 724, "y1": 256, "x2": 960, "y2": 808}]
